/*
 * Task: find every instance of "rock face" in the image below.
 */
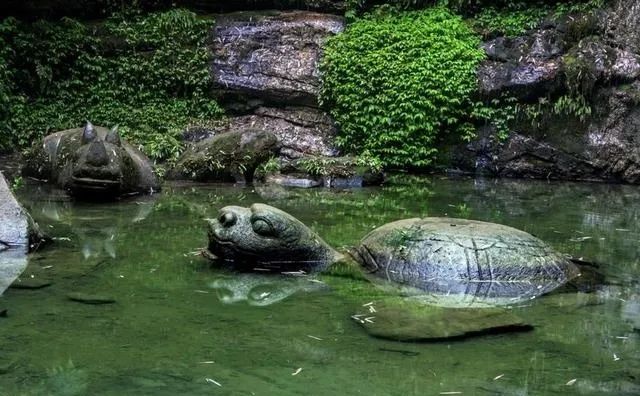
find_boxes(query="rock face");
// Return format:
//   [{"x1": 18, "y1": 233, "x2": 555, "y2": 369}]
[
  {"x1": 453, "y1": 83, "x2": 640, "y2": 183},
  {"x1": 193, "y1": 11, "x2": 355, "y2": 185},
  {"x1": 449, "y1": 4, "x2": 640, "y2": 184},
  {"x1": 478, "y1": 26, "x2": 566, "y2": 100},
  {"x1": 171, "y1": 129, "x2": 280, "y2": 183},
  {"x1": 211, "y1": 11, "x2": 344, "y2": 109}
]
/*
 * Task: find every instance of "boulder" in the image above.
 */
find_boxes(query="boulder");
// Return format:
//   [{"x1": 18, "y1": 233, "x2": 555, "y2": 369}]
[
  {"x1": 170, "y1": 129, "x2": 280, "y2": 183},
  {"x1": 182, "y1": 106, "x2": 339, "y2": 158},
  {"x1": 211, "y1": 11, "x2": 344, "y2": 108},
  {"x1": 0, "y1": 172, "x2": 49, "y2": 297},
  {"x1": 0, "y1": 172, "x2": 47, "y2": 252}
]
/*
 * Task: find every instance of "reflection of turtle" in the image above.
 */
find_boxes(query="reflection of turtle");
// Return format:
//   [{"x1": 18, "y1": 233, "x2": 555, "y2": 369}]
[
  {"x1": 205, "y1": 204, "x2": 583, "y2": 341},
  {"x1": 209, "y1": 273, "x2": 327, "y2": 306}
]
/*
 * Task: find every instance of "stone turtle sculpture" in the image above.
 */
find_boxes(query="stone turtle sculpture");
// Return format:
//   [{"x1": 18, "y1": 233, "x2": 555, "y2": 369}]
[
  {"x1": 22, "y1": 122, "x2": 160, "y2": 198},
  {"x1": 205, "y1": 203, "x2": 583, "y2": 341}
]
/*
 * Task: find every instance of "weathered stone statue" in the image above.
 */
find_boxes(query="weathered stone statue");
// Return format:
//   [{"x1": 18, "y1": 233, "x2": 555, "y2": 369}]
[
  {"x1": 22, "y1": 122, "x2": 160, "y2": 198},
  {"x1": 204, "y1": 203, "x2": 583, "y2": 340}
]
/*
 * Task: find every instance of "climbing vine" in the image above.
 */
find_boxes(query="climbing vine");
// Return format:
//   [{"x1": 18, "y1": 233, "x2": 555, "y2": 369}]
[{"x1": 0, "y1": 9, "x2": 222, "y2": 160}]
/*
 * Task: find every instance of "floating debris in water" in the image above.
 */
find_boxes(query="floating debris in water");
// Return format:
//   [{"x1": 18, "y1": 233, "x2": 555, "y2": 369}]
[
  {"x1": 52, "y1": 237, "x2": 72, "y2": 241},
  {"x1": 362, "y1": 302, "x2": 373, "y2": 306},
  {"x1": 292, "y1": 368, "x2": 303, "y2": 376},
  {"x1": 613, "y1": 353, "x2": 621, "y2": 361},
  {"x1": 616, "y1": 336, "x2": 629, "y2": 340},
  {"x1": 364, "y1": 316, "x2": 375, "y2": 323},
  {"x1": 307, "y1": 335, "x2": 323, "y2": 341},
  {"x1": 205, "y1": 378, "x2": 222, "y2": 386},
  {"x1": 194, "y1": 290, "x2": 210, "y2": 294},
  {"x1": 566, "y1": 379, "x2": 577, "y2": 386},
  {"x1": 440, "y1": 392, "x2": 462, "y2": 395},
  {"x1": 615, "y1": 228, "x2": 630, "y2": 232},
  {"x1": 570, "y1": 236, "x2": 592, "y2": 242},
  {"x1": 281, "y1": 270, "x2": 307, "y2": 276},
  {"x1": 199, "y1": 361, "x2": 215, "y2": 364},
  {"x1": 493, "y1": 374, "x2": 504, "y2": 380},
  {"x1": 351, "y1": 314, "x2": 366, "y2": 324}
]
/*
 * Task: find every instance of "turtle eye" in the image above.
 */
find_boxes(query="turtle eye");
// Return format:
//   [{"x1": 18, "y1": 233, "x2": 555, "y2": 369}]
[{"x1": 252, "y1": 218, "x2": 275, "y2": 236}]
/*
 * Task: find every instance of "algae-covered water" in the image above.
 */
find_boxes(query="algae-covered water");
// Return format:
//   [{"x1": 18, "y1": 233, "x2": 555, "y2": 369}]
[{"x1": 1, "y1": 176, "x2": 639, "y2": 395}]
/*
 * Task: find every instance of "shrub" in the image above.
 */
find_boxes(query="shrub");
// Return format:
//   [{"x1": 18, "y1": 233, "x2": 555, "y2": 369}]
[
  {"x1": 320, "y1": 7, "x2": 484, "y2": 168},
  {"x1": 0, "y1": 9, "x2": 223, "y2": 160}
]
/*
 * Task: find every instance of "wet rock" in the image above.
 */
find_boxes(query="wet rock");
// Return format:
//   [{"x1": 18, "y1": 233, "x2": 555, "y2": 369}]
[
  {"x1": 0, "y1": 308, "x2": 6, "y2": 317},
  {"x1": 211, "y1": 11, "x2": 344, "y2": 107},
  {"x1": 266, "y1": 174, "x2": 322, "y2": 188},
  {"x1": 67, "y1": 292, "x2": 116, "y2": 304},
  {"x1": 355, "y1": 300, "x2": 532, "y2": 342},
  {"x1": 185, "y1": 107, "x2": 339, "y2": 158},
  {"x1": 170, "y1": 129, "x2": 280, "y2": 183},
  {"x1": 273, "y1": 155, "x2": 384, "y2": 188}
]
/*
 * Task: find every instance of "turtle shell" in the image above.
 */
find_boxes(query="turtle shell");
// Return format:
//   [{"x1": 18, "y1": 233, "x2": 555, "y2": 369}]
[{"x1": 353, "y1": 217, "x2": 580, "y2": 301}]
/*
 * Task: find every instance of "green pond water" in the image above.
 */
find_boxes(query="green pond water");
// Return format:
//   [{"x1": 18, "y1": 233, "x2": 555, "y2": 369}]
[{"x1": 1, "y1": 175, "x2": 639, "y2": 395}]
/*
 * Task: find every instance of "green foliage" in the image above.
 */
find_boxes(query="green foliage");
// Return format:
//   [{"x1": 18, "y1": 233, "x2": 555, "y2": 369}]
[
  {"x1": 517, "y1": 94, "x2": 592, "y2": 127},
  {"x1": 10, "y1": 176, "x2": 24, "y2": 192},
  {"x1": 471, "y1": 6, "x2": 548, "y2": 37},
  {"x1": 0, "y1": 9, "x2": 223, "y2": 160},
  {"x1": 471, "y1": 0, "x2": 605, "y2": 37},
  {"x1": 320, "y1": 8, "x2": 485, "y2": 169}
]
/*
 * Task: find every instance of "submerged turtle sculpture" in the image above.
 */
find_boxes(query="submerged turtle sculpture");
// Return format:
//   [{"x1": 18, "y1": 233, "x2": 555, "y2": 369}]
[
  {"x1": 205, "y1": 203, "x2": 582, "y2": 341},
  {"x1": 22, "y1": 122, "x2": 160, "y2": 198}
]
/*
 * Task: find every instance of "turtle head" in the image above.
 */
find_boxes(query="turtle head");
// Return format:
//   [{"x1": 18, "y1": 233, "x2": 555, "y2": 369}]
[
  {"x1": 206, "y1": 203, "x2": 339, "y2": 272},
  {"x1": 69, "y1": 122, "x2": 129, "y2": 197}
]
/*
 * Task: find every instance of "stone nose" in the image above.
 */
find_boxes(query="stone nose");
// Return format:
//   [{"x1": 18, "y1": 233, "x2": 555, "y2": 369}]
[
  {"x1": 86, "y1": 141, "x2": 109, "y2": 167},
  {"x1": 218, "y1": 210, "x2": 237, "y2": 227}
]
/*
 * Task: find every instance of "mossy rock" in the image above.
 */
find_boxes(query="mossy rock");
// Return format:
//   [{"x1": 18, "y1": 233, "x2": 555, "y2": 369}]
[{"x1": 169, "y1": 129, "x2": 280, "y2": 183}]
